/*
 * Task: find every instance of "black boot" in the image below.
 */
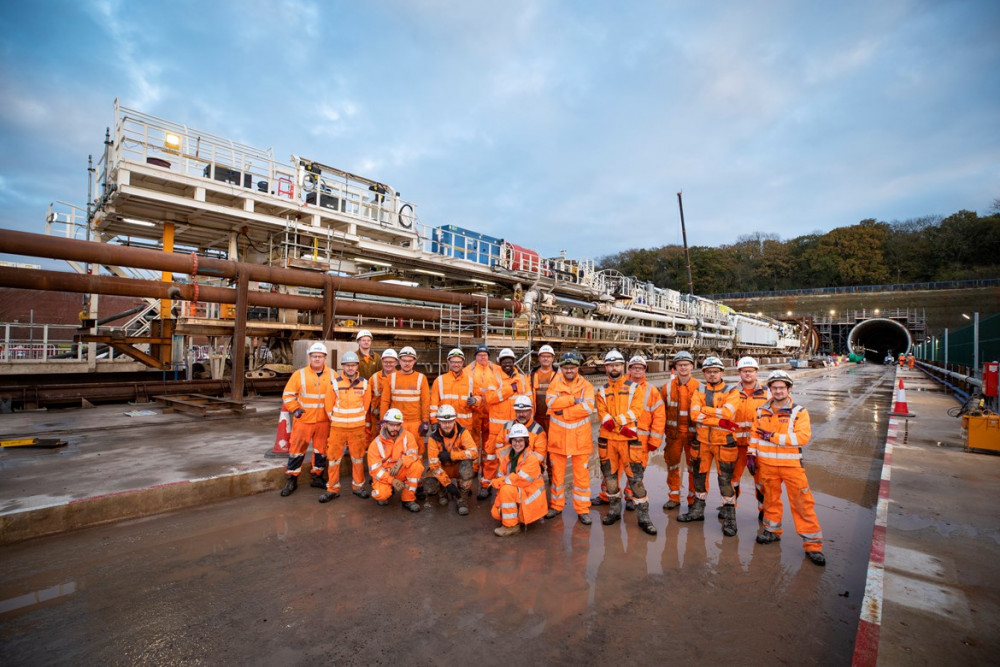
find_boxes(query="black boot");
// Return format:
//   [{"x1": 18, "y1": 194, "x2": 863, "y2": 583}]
[
  {"x1": 601, "y1": 497, "x2": 623, "y2": 525},
  {"x1": 280, "y1": 476, "x2": 298, "y2": 497},
  {"x1": 721, "y1": 504, "x2": 737, "y2": 537},
  {"x1": 677, "y1": 498, "x2": 705, "y2": 522},
  {"x1": 806, "y1": 551, "x2": 826, "y2": 566},
  {"x1": 310, "y1": 474, "x2": 326, "y2": 489},
  {"x1": 318, "y1": 491, "x2": 339, "y2": 503},
  {"x1": 756, "y1": 530, "x2": 781, "y2": 544},
  {"x1": 637, "y1": 503, "x2": 657, "y2": 535}
]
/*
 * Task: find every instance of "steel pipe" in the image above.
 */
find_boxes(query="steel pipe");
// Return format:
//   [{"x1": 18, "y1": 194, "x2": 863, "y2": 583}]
[{"x1": 551, "y1": 314, "x2": 676, "y2": 338}]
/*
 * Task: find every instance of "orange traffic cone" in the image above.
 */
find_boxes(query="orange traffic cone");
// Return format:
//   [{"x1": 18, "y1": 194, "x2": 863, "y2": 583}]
[
  {"x1": 268, "y1": 410, "x2": 292, "y2": 457},
  {"x1": 889, "y1": 377, "x2": 915, "y2": 418}
]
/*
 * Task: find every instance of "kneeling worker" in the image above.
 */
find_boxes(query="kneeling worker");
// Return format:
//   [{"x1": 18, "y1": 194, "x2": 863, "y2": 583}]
[
  {"x1": 368, "y1": 408, "x2": 424, "y2": 512},
  {"x1": 752, "y1": 370, "x2": 826, "y2": 566},
  {"x1": 491, "y1": 423, "x2": 548, "y2": 537},
  {"x1": 424, "y1": 404, "x2": 478, "y2": 515}
]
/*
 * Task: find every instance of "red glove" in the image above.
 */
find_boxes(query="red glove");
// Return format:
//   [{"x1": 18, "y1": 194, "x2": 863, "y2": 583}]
[
  {"x1": 646, "y1": 440, "x2": 660, "y2": 453},
  {"x1": 718, "y1": 418, "x2": 738, "y2": 432},
  {"x1": 602, "y1": 417, "x2": 615, "y2": 431},
  {"x1": 620, "y1": 425, "x2": 637, "y2": 439}
]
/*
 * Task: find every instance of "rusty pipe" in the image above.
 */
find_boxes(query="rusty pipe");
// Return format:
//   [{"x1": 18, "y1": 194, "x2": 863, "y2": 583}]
[{"x1": 0, "y1": 228, "x2": 521, "y2": 313}]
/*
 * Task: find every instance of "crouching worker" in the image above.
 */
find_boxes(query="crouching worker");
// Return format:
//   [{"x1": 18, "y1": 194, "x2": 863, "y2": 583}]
[
  {"x1": 368, "y1": 408, "x2": 424, "y2": 512},
  {"x1": 491, "y1": 423, "x2": 548, "y2": 537},
  {"x1": 424, "y1": 404, "x2": 478, "y2": 515}
]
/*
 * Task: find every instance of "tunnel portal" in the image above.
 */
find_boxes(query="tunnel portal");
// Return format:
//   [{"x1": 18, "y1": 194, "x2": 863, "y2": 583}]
[{"x1": 848, "y1": 317, "x2": 912, "y2": 362}]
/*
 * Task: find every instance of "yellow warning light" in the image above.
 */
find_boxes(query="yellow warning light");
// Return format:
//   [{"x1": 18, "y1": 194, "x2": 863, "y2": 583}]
[{"x1": 164, "y1": 133, "x2": 182, "y2": 153}]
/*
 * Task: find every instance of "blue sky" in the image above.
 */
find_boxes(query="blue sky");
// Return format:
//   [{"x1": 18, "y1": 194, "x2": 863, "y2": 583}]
[{"x1": 1, "y1": 0, "x2": 998, "y2": 264}]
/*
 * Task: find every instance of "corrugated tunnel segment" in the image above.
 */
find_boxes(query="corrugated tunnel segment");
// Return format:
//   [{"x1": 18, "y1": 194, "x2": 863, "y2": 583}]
[{"x1": 848, "y1": 318, "x2": 912, "y2": 361}]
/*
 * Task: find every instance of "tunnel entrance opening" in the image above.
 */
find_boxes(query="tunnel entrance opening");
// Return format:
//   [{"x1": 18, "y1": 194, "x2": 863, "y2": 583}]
[{"x1": 848, "y1": 318, "x2": 912, "y2": 363}]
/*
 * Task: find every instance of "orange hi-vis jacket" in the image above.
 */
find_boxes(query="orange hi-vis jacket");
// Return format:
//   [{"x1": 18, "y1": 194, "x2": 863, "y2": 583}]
[
  {"x1": 283, "y1": 366, "x2": 335, "y2": 424},
  {"x1": 492, "y1": 445, "x2": 548, "y2": 525},
  {"x1": 691, "y1": 380, "x2": 739, "y2": 446},
  {"x1": 380, "y1": 370, "x2": 430, "y2": 423},
  {"x1": 636, "y1": 380, "x2": 666, "y2": 451},
  {"x1": 596, "y1": 377, "x2": 645, "y2": 442},
  {"x1": 326, "y1": 374, "x2": 371, "y2": 430},
  {"x1": 530, "y1": 367, "x2": 558, "y2": 422},
  {"x1": 498, "y1": 418, "x2": 547, "y2": 461},
  {"x1": 749, "y1": 398, "x2": 812, "y2": 466},
  {"x1": 734, "y1": 382, "x2": 769, "y2": 446},
  {"x1": 368, "y1": 430, "x2": 421, "y2": 483},
  {"x1": 357, "y1": 350, "x2": 381, "y2": 380},
  {"x1": 486, "y1": 367, "x2": 529, "y2": 433},
  {"x1": 546, "y1": 374, "x2": 596, "y2": 455},
  {"x1": 430, "y1": 367, "x2": 475, "y2": 428},
  {"x1": 662, "y1": 376, "x2": 701, "y2": 441},
  {"x1": 427, "y1": 424, "x2": 478, "y2": 484},
  {"x1": 469, "y1": 361, "x2": 503, "y2": 415}
]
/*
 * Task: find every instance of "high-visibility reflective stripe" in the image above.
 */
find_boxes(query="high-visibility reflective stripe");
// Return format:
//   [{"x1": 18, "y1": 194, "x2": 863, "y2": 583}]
[
  {"x1": 665, "y1": 420, "x2": 678, "y2": 427},
  {"x1": 484, "y1": 454, "x2": 497, "y2": 461},
  {"x1": 668, "y1": 464, "x2": 681, "y2": 471},
  {"x1": 406, "y1": 477, "x2": 420, "y2": 483},
  {"x1": 392, "y1": 395, "x2": 421, "y2": 402},
  {"x1": 489, "y1": 417, "x2": 507, "y2": 425},
  {"x1": 763, "y1": 519, "x2": 782, "y2": 530},
  {"x1": 550, "y1": 416, "x2": 589, "y2": 430},
  {"x1": 517, "y1": 470, "x2": 532, "y2": 480},
  {"x1": 351, "y1": 457, "x2": 363, "y2": 464},
  {"x1": 524, "y1": 488, "x2": 543, "y2": 504},
  {"x1": 573, "y1": 492, "x2": 590, "y2": 502},
  {"x1": 758, "y1": 451, "x2": 802, "y2": 460},
  {"x1": 679, "y1": 410, "x2": 688, "y2": 416}
]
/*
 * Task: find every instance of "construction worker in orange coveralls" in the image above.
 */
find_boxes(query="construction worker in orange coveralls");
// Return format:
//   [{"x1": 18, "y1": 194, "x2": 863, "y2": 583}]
[
  {"x1": 430, "y1": 348, "x2": 476, "y2": 435},
  {"x1": 491, "y1": 423, "x2": 548, "y2": 537},
  {"x1": 595, "y1": 349, "x2": 657, "y2": 535},
  {"x1": 380, "y1": 346, "x2": 430, "y2": 456},
  {"x1": 752, "y1": 370, "x2": 826, "y2": 566},
  {"x1": 679, "y1": 356, "x2": 740, "y2": 537},
  {"x1": 280, "y1": 341, "x2": 335, "y2": 497},
  {"x1": 480, "y1": 348, "x2": 528, "y2": 500},
  {"x1": 731, "y1": 356, "x2": 769, "y2": 521},
  {"x1": 368, "y1": 408, "x2": 424, "y2": 512},
  {"x1": 367, "y1": 348, "x2": 398, "y2": 443},
  {"x1": 530, "y1": 344, "x2": 559, "y2": 431},
  {"x1": 661, "y1": 350, "x2": 702, "y2": 511},
  {"x1": 544, "y1": 350, "x2": 596, "y2": 526},
  {"x1": 319, "y1": 350, "x2": 371, "y2": 503},
  {"x1": 423, "y1": 404, "x2": 478, "y2": 515}
]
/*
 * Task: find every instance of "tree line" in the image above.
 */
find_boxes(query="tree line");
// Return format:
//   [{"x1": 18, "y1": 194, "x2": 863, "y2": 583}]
[{"x1": 596, "y1": 207, "x2": 1000, "y2": 296}]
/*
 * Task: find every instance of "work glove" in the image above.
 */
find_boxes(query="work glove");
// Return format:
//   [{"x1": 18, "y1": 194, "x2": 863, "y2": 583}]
[
  {"x1": 446, "y1": 483, "x2": 460, "y2": 498},
  {"x1": 646, "y1": 440, "x2": 660, "y2": 453},
  {"x1": 438, "y1": 449, "x2": 452, "y2": 464},
  {"x1": 419, "y1": 421, "x2": 430, "y2": 436},
  {"x1": 389, "y1": 461, "x2": 403, "y2": 476},
  {"x1": 755, "y1": 428, "x2": 774, "y2": 442},
  {"x1": 573, "y1": 397, "x2": 583, "y2": 404},
  {"x1": 511, "y1": 382, "x2": 519, "y2": 393},
  {"x1": 718, "y1": 418, "x2": 738, "y2": 432},
  {"x1": 602, "y1": 417, "x2": 615, "y2": 431},
  {"x1": 620, "y1": 425, "x2": 637, "y2": 439},
  {"x1": 466, "y1": 396, "x2": 477, "y2": 407},
  {"x1": 391, "y1": 479, "x2": 405, "y2": 492},
  {"x1": 292, "y1": 408, "x2": 305, "y2": 419},
  {"x1": 746, "y1": 454, "x2": 757, "y2": 476}
]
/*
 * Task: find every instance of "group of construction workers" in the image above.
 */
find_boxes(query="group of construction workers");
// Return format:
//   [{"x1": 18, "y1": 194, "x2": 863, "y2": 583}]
[
  {"x1": 897, "y1": 352, "x2": 916, "y2": 369},
  {"x1": 279, "y1": 331, "x2": 826, "y2": 565}
]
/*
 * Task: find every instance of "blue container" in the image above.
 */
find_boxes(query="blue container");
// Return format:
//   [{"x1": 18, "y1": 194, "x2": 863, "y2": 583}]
[{"x1": 432, "y1": 225, "x2": 501, "y2": 266}]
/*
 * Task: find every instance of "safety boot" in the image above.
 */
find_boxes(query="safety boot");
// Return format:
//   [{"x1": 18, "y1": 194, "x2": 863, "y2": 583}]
[
  {"x1": 352, "y1": 488, "x2": 370, "y2": 499},
  {"x1": 457, "y1": 490, "x2": 470, "y2": 516},
  {"x1": 279, "y1": 476, "x2": 298, "y2": 497},
  {"x1": 494, "y1": 524, "x2": 521, "y2": 537},
  {"x1": 590, "y1": 496, "x2": 608, "y2": 506},
  {"x1": 806, "y1": 551, "x2": 827, "y2": 566},
  {"x1": 438, "y1": 492, "x2": 450, "y2": 507},
  {"x1": 677, "y1": 498, "x2": 705, "y2": 522},
  {"x1": 601, "y1": 497, "x2": 623, "y2": 525},
  {"x1": 756, "y1": 530, "x2": 780, "y2": 544},
  {"x1": 637, "y1": 503, "x2": 657, "y2": 535},
  {"x1": 721, "y1": 504, "x2": 737, "y2": 537},
  {"x1": 402, "y1": 501, "x2": 421, "y2": 513},
  {"x1": 318, "y1": 491, "x2": 339, "y2": 503},
  {"x1": 578, "y1": 513, "x2": 592, "y2": 525},
  {"x1": 310, "y1": 474, "x2": 326, "y2": 489},
  {"x1": 544, "y1": 508, "x2": 562, "y2": 520},
  {"x1": 477, "y1": 486, "x2": 490, "y2": 500},
  {"x1": 663, "y1": 498, "x2": 681, "y2": 510},
  {"x1": 625, "y1": 499, "x2": 636, "y2": 512}
]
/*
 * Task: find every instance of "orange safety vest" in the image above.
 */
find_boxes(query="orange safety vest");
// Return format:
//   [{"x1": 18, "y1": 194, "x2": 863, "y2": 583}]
[
  {"x1": 494, "y1": 444, "x2": 548, "y2": 524},
  {"x1": 662, "y1": 376, "x2": 701, "y2": 440},
  {"x1": 733, "y1": 382, "x2": 769, "y2": 445},
  {"x1": 545, "y1": 374, "x2": 595, "y2": 455},
  {"x1": 750, "y1": 398, "x2": 812, "y2": 467},
  {"x1": 468, "y1": 361, "x2": 503, "y2": 415},
  {"x1": 636, "y1": 380, "x2": 666, "y2": 450},
  {"x1": 430, "y1": 368, "x2": 475, "y2": 427},
  {"x1": 596, "y1": 376, "x2": 645, "y2": 442},
  {"x1": 381, "y1": 371, "x2": 430, "y2": 423},
  {"x1": 282, "y1": 366, "x2": 334, "y2": 424},
  {"x1": 327, "y1": 374, "x2": 370, "y2": 430},
  {"x1": 691, "y1": 380, "x2": 739, "y2": 446}
]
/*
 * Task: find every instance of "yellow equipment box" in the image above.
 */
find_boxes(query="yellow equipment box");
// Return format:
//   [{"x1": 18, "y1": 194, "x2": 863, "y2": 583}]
[{"x1": 965, "y1": 414, "x2": 1000, "y2": 453}]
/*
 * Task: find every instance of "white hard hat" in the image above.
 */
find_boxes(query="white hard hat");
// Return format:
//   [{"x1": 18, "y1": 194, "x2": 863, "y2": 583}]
[
  {"x1": 383, "y1": 408, "x2": 404, "y2": 424},
  {"x1": 702, "y1": 356, "x2": 725, "y2": 370},
  {"x1": 436, "y1": 404, "x2": 458, "y2": 421},
  {"x1": 513, "y1": 395, "x2": 533, "y2": 410},
  {"x1": 507, "y1": 423, "x2": 530, "y2": 439},
  {"x1": 538, "y1": 344, "x2": 555, "y2": 356},
  {"x1": 628, "y1": 355, "x2": 647, "y2": 367},
  {"x1": 381, "y1": 348, "x2": 398, "y2": 360},
  {"x1": 604, "y1": 349, "x2": 625, "y2": 364},
  {"x1": 447, "y1": 348, "x2": 465, "y2": 360},
  {"x1": 307, "y1": 342, "x2": 328, "y2": 356},
  {"x1": 736, "y1": 356, "x2": 759, "y2": 370},
  {"x1": 341, "y1": 350, "x2": 360, "y2": 364},
  {"x1": 398, "y1": 346, "x2": 417, "y2": 359},
  {"x1": 355, "y1": 329, "x2": 373, "y2": 340},
  {"x1": 766, "y1": 370, "x2": 794, "y2": 387},
  {"x1": 673, "y1": 350, "x2": 694, "y2": 363},
  {"x1": 498, "y1": 348, "x2": 516, "y2": 361}
]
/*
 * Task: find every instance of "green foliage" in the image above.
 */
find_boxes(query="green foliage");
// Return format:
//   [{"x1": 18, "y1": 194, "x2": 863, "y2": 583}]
[{"x1": 596, "y1": 209, "x2": 1000, "y2": 294}]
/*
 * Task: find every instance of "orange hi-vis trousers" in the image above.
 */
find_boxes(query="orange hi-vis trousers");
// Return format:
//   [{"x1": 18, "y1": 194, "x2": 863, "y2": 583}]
[
  {"x1": 371, "y1": 459, "x2": 425, "y2": 503},
  {"x1": 548, "y1": 453, "x2": 591, "y2": 515},
  {"x1": 758, "y1": 463, "x2": 824, "y2": 553},
  {"x1": 287, "y1": 421, "x2": 330, "y2": 478},
  {"x1": 326, "y1": 426, "x2": 369, "y2": 493}
]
